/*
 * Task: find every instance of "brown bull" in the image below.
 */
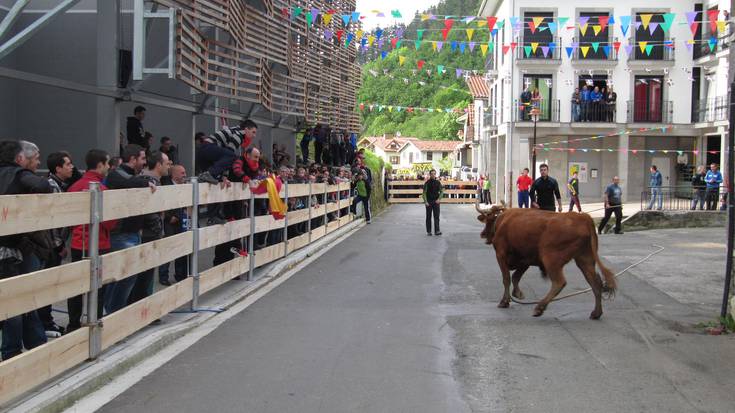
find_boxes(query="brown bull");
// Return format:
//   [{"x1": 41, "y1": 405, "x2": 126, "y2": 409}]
[{"x1": 477, "y1": 204, "x2": 616, "y2": 319}]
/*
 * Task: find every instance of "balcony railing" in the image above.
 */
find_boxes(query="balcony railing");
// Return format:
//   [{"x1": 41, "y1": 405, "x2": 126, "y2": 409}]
[
  {"x1": 692, "y1": 95, "x2": 730, "y2": 123},
  {"x1": 626, "y1": 100, "x2": 673, "y2": 123},
  {"x1": 571, "y1": 99, "x2": 617, "y2": 123},
  {"x1": 571, "y1": 37, "x2": 618, "y2": 61},
  {"x1": 515, "y1": 37, "x2": 562, "y2": 61},
  {"x1": 694, "y1": 32, "x2": 730, "y2": 59},
  {"x1": 627, "y1": 39, "x2": 675, "y2": 61},
  {"x1": 513, "y1": 99, "x2": 560, "y2": 122}
]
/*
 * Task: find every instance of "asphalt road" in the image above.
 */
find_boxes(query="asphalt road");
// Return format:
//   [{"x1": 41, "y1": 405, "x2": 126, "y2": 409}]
[{"x1": 99, "y1": 205, "x2": 735, "y2": 413}]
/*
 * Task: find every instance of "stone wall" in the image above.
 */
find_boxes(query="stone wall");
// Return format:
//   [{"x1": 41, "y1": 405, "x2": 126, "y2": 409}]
[{"x1": 622, "y1": 210, "x2": 726, "y2": 232}]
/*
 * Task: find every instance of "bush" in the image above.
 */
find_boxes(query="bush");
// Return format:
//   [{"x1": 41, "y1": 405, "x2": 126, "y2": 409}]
[{"x1": 363, "y1": 150, "x2": 388, "y2": 214}]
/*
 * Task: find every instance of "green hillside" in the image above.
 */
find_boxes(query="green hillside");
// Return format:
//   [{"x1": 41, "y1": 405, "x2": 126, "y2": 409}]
[{"x1": 358, "y1": 0, "x2": 487, "y2": 140}]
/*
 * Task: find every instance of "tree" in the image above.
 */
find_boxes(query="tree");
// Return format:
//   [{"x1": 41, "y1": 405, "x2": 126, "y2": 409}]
[{"x1": 436, "y1": 156, "x2": 455, "y2": 174}]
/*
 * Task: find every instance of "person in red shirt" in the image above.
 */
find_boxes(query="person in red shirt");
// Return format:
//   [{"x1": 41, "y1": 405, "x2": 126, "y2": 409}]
[
  {"x1": 516, "y1": 167, "x2": 533, "y2": 208},
  {"x1": 65, "y1": 149, "x2": 117, "y2": 332}
]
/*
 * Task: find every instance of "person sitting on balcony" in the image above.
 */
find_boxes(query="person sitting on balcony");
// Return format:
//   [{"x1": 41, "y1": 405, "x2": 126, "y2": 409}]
[
  {"x1": 520, "y1": 87, "x2": 532, "y2": 121},
  {"x1": 606, "y1": 88, "x2": 617, "y2": 122},
  {"x1": 571, "y1": 88, "x2": 581, "y2": 122},
  {"x1": 590, "y1": 86, "x2": 602, "y2": 121},
  {"x1": 580, "y1": 85, "x2": 590, "y2": 122}
]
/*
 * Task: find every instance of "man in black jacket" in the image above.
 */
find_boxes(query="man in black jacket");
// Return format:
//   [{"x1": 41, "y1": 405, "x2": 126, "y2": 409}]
[
  {"x1": 159, "y1": 164, "x2": 190, "y2": 285},
  {"x1": 0, "y1": 140, "x2": 52, "y2": 360},
  {"x1": 530, "y1": 164, "x2": 562, "y2": 212},
  {"x1": 423, "y1": 169, "x2": 443, "y2": 236},
  {"x1": 104, "y1": 144, "x2": 157, "y2": 314},
  {"x1": 126, "y1": 106, "x2": 147, "y2": 148}
]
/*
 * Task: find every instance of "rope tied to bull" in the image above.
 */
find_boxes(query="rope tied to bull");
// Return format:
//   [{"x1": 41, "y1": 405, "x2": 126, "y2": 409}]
[{"x1": 510, "y1": 244, "x2": 665, "y2": 305}]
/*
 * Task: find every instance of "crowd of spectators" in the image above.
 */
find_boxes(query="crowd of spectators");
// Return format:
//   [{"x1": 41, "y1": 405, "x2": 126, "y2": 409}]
[{"x1": 0, "y1": 107, "x2": 371, "y2": 361}]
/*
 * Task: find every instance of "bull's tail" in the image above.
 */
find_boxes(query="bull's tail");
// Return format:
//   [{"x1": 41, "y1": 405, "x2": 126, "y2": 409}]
[{"x1": 589, "y1": 219, "x2": 617, "y2": 298}]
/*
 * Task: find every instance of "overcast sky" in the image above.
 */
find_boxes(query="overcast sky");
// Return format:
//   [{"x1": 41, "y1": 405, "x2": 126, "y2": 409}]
[{"x1": 356, "y1": 0, "x2": 442, "y2": 29}]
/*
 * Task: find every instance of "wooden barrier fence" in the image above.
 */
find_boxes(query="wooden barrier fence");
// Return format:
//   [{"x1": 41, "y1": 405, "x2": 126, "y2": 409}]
[
  {"x1": 0, "y1": 180, "x2": 356, "y2": 406},
  {"x1": 387, "y1": 180, "x2": 480, "y2": 204}
]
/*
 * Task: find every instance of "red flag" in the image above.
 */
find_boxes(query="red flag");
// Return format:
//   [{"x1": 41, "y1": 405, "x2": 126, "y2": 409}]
[
  {"x1": 707, "y1": 9, "x2": 719, "y2": 33},
  {"x1": 281, "y1": 7, "x2": 289, "y2": 19},
  {"x1": 407, "y1": 107, "x2": 414, "y2": 113},
  {"x1": 613, "y1": 41, "x2": 621, "y2": 52},
  {"x1": 598, "y1": 16, "x2": 609, "y2": 31},
  {"x1": 487, "y1": 16, "x2": 497, "y2": 32},
  {"x1": 690, "y1": 22, "x2": 700, "y2": 36},
  {"x1": 336, "y1": 30, "x2": 344, "y2": 42},
  {"x1": 444, "y1": 18, "x2": 454, "y2": 30},
  {"x1": 510, "y1": 42, "x2": 518, "y2": 51},
  {"x1": 359, "y1": 103, "x2": 365, "y2": 111},
  {"x1": 441, "y1": 28, "x2": 449, "y2": 41},
  {"x1": 417, "y1": 60, "x2": 425, "y2": 70},
  {"x1": 502, "y1": 44, "x2": 511, "y2": 55},
  {"x1": 528, "y1": 20, "x2": 537, "y2": 34},
  {"x1": 391, "y1": 38, "x2": 398, "y2": 49}
]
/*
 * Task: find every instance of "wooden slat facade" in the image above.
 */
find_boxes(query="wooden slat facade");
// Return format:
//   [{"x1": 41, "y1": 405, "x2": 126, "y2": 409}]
[{"x1": 165, "y1": 0, "x2": 360, "y2": 130}]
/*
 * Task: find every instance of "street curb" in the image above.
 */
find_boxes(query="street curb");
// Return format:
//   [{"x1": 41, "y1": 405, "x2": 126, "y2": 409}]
[{"x1": 4, "y1": 219, "x2": 365, "y2": 413}]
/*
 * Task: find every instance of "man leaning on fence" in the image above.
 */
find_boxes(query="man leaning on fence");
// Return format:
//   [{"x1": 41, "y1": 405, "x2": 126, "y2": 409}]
[{"x1": 0, "y1": 140, "x2": 53, "y2": 360}]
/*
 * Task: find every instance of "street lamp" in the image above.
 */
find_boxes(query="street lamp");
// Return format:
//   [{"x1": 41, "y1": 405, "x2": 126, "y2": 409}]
[{"x1": 530, "y1": 107, "x2": 540, "y2": 180}]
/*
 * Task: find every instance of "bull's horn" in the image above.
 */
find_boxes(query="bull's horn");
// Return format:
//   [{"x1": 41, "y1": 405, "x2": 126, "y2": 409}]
[
  {"x1": 475, "y1": 202, "x2": 484, "y2": 213},
  {"x1": 500, "y1": 200, "x2": 506, "y2": 207}
]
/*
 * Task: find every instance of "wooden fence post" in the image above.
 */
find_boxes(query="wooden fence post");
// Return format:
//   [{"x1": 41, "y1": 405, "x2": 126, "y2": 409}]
[
  {"x1": 190, "y1": 177, "x2": 200, "y2": 310},
  {"x1": 87, "y1": 182, "x2": 102, "y2": 360}
]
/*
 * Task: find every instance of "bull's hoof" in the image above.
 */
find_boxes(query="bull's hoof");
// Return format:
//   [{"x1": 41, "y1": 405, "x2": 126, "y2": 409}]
[
  {"x1": 532, "y1": 306, "x2": 545, "y2": 317},
  {"x1": 589, "y1": 310, "x2": 603, "y2": 320},
  {"x1": 497, "y1": 300, "x2": 510, "y2": 308},
  {"x1": 512, "y1": 289, "x2": 525, "y2": 300}
]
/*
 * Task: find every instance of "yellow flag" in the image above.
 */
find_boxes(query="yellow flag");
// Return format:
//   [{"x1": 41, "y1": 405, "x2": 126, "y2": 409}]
[
  {"x1": 388, "y1": 106, "x2": 393, "y2": 112},
  {"x1": 421, "y1": 14, "x2": 430, "y2": 21},
  {"x1": 640, "y1": 14, "x2": 652, "y2": 29},
  {"x1": 592, "y1": 25, "x2": 602, "y2": 36},
  {"x1": 477, "y1": 20, "x2": 487, "y2": 27},
  {"x1": 638, "y1": 41, "x2": 647, "y2": 53},
  {"x1": 323, "y1": 13, "x2": 333, "y2": 25},
  {"x1": 356, "y1": 30, "x2": 363, "y2": 40},
  {"x1": 480, "y1": 44, "x2": 488, "y2": 56},
  {"x1": 432, "y1": 42, "x2": 438, "y2": 51},
  {"x1": 533, "y1": 17, "x2": 544, "y2": 29},
  {"x1": 466, "y1": 29, "x2": 475, "y2": 41},
  {"x1": 579, "y1": 24, "x2": 588, "y2": 36},
  {"x1": 399, "y1": 56, "x2": 406, "y2": 66},
  {"x1": 368, "y1": 35, "x2": 375, "y2": 46},
  {"x1": 531, "y1": 42, "x2": 539, "y2": 53},
  {"x1": 580, "y1": 46, "x2": 590, "y2": 57},
  {"x1": 717, "y1": 20, "x2": 726, "y2": 33}
]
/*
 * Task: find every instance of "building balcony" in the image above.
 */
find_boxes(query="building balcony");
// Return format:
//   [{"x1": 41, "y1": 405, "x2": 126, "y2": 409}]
[
  {"x1": 570, "y1": 101, "x2": 618, "y2": 126},
  {"x1": 515, "y1": 37, "x2": 561, "y2": 65},
  {"x1": 512, "y1": 99, "x2": 560, "y2": 123},
  {"x1": 692, "y1": 95, "x2": 729, "y2": 124},
  {"x1": 626, "y1": 100, "x2": 673, "y2": 123},
  {"x1": 694, "y1": 34, "x2": 730, "y2": 65},
  {"x1": 570, "y1": 37, "x2": 618, "y2": 67},
  {"x1": 627, "y1": 39, "x2": 675, "y2": 67}
]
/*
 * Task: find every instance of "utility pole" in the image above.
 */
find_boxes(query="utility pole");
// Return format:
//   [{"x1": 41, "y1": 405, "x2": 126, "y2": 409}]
[{"x1": 721, "y1": 0, "x2": 735, "y2": 324}]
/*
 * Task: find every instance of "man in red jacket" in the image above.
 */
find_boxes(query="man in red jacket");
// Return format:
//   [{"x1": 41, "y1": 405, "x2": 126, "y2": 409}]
[{"x1": 65, "y1": 149, "x2": 116, "y2": 332}]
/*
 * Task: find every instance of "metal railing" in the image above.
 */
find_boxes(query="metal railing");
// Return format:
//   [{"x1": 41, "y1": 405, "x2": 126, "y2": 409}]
[
  {"x1": 641, "y1": 186, "x2": 725, "y2": 211},
  {"x1": 694, "y1": 32, "x2": 730, "y2": 59},
  {"x1": 513, "y1": 99, "x2": 560, "y2": 122},
  {"x1": 515, "y1": 36, "x2": 562, "y2": 61},
  {"x1": 627, "y1": 100, "x2": 673, "y2": 123},
  {"x1": 571, "y1": 37, "x2": 618, "y2": 61},
  {"x1": 571, "y1": 99, "x2": 617, "y2": 122},
  {"x1": 692, "y1": 95, "x2": 730, "y2": 123},
  {"x1": 627, "y1": 38, "x2": 675, "y2": 61}
]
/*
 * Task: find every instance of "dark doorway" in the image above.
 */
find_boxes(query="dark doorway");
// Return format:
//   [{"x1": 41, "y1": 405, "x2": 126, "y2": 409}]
[
  {"x1": 633, "y1": 76, "x2": 663, "y2": 122},
  {"x1": 578, "y1": 12, "x2": 610, "y2": 59},
  {"x1": 634, "y1": 12, "x2": 665, "y2": 60},
  {"x1": 706, "y1": 136, "x2": 721, "y2": 166},
  {"x1": 523, "y1": 11, "x2": 554, "y2": 58}
]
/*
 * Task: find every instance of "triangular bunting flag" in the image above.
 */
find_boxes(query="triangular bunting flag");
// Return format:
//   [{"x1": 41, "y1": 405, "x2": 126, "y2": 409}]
[
  {"x1": 306, "y1": 12, "x2": 312, "y2": 27},
  {"x1": 451, "y1": 41, "x2": 458, "y2": 51},
  {"x1": 399, "y1": 56, "x2": 406, "y2": 66},
  {"x1": 455, "y1": 68, "x2": 463, "y2": 78},
  {"x1": 547, "y1": 22, "x2": 558, "y2": 34},
  {"x1": 592, "y1": 25, "x2": 602, "y2": 36},
  {"x1": 613, "y1": 41, "x2": 621, "y2": 52},
  {"x1": 602, "y1": 45, "x2": 610, "y2": 57},
  {"x1": 496, "y1": 19, "x2": 505, "y2": 30},
  {"x1": 648, "y1": 22, "x2": 659, "y2": 35},
  {"x1": 548, "y1": 42, "x2": 556, "y2": 54},
  {"x1": 391, "y1": 38, "x2": 398, "y2": 49},
  {"x1": 459, "y1": 42, "x2": 466, "y2": 53},
  {"x1": 608, "y1": 15, "x2": 615, "y2": 25},
  {"x1": 414, "y1": 40, "x2": 421, "y2": 50},
  {"x1": 707, "y1": 10, "x2": 719, "y2": 33},
  {"x1": 469, "y1": 42, "x2": 476, "y2": 52},
  {"x1": 351, "y1": 12, "x2": 360, "y2": 22},
  {"x1": 417, "y1": 29, "x2": 425, "y2": 41},
  {"x1": 579, "y1": 23, "x2": 589, "y2": 36},
  {"x1": 466, "y1": 29, "x2": 475, "y2": 41},
  {"x1": 580, "y1": 46, "x2": 590, "y2": 57},
  {"x1": 310, "y1": 8, "x2": 318, "y2": 24},
  {"x1": 325, "y1": 30, "x2": 333, "y2": 41},
  {"x1": 323, "y1": 13, "x2": 333, "y2": 25},
  {"x1": 640, "y1": 14, "x2": 652, "y2": 30},
  {"x1": 619, "y1": 15, "x2": 631, "y2": 36},
  {"x1": 432, "y1": 42, "x2": 438, "y2": 52},
  {"x1": 368, "y1": 35, "x2": 375, "y2": 46},
  {"x1": 341, "y1": 14, "x2": 350, "y2": 26},
  {"x1": 591, "y1": 42, "x2": 599, "y2": 52},
  {"x1": 624, "y1": 44, "x2": 634, "y2": 55},
  {"x1": 638, "y1": 41, "x2": 647, "y2": 53},
  {"x1": 598, "y1": 16, "x2": 609, "y2": 31},
  {"x1": 444, "y1": 18, "x2": 454, "y2": 30},
  {"x1": 531, "y1": 42, "x2": 539, "y2": 53},
  {"x1": 503, "y1": 44, "x2": 511, "y2": 55},
  {"x1": 523, "y1": 45, "x2": 532, "y2": 57},
  {"x1": 533, "y1": 16, "x2": 545, "y2": 31},
  {"x1": 661, "y1": 13, "x2": 675, "y2": 33},
  {"x1": 477, "y1": 20, "x2": 486, "y2": 27},
  {"x1": 718, "y1": 20, "x2": 726, "y2": 33},
  {"x1": 480, "y1": 44, "x2": 489, "y2": 56},
  {"x1": 565, "y1": 46, "x2": 575, "y2": 58},
  {"x1": 541, "y1": 46, "x2": 549, "y2": 57},
  {"x1": 292, "y1": 7, "x2": 303, "y2": 19},
  {"x1": 487, "y1": 16, "x2": 497, "y2": 31},
  {"x1": 709, "y1": 37, "x2": 717, "y2": 51},
  {"x1": 437, "y1": 41, "x2": 444, "y2": 52},
  {"x1": 528, "y1": 20, "x2": 537, "y2": 34},
  {"x1": 558, "y1": 17, "x2": 569, "y2": 27},
  {"x1": 685, "y1": 39, "x2": 694, "y2": 52},
  {"x1": 391, "y1": 10, "x2": 402, "y2": 18},
  {"x1": 380, "y1": 51, "x2": 387, "y2": 59},
  {"x1": 417, "y1": 60, "x2": 425, "y2": 70},
  {"x1": 442, "y1": 28, "x2": 450, "y2": 41},
  {"x1": 645, "y1": 44, "x2": 653, "y2": 55},
  {"x1": 437, "y1": 65, "x2": 444, "y2": 75}
]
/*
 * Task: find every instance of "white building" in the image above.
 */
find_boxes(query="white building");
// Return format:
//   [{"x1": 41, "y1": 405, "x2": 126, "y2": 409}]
[
  {"x1": 478, "y1": 0, "x2": 730, "y2": 204},
  {"x1": 358, "y1": 136, "x2": 462, "y2": 171}
]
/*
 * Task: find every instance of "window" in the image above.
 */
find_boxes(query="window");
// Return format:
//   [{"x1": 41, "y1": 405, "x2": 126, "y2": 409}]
[
  {"x1": 409, "y1": 152, "x2": 414, "y2": 164},
  {"x1": 426, "y1": 152, "x2": 433, "y2": 161},
  {"x1": 577, "y1": 12, "x2": 610, "y2": 60},
  {"x1": 523, "y1": 11, "x2": 554, "y2": 58},
  {"x1": 634, "y1": 12, "x2": 665, "y2": 60},
  {"x1": 522, "y1": 74, "x2": 553, "y2": 120},
  {"x1": 633, "y1": 76, "x2": 663, "y2": 122},
  {"x1": 390, "y1": 156, "x2": 400, "y2": 165},
  {"x1": 441, "y1": 152, "x2": 449, "y2": 158}
]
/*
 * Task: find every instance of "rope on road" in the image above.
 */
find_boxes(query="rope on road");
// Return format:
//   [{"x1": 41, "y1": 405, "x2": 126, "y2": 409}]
[{"x1": 510, "y1": 244, "x2": 665, "y2": 305}]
